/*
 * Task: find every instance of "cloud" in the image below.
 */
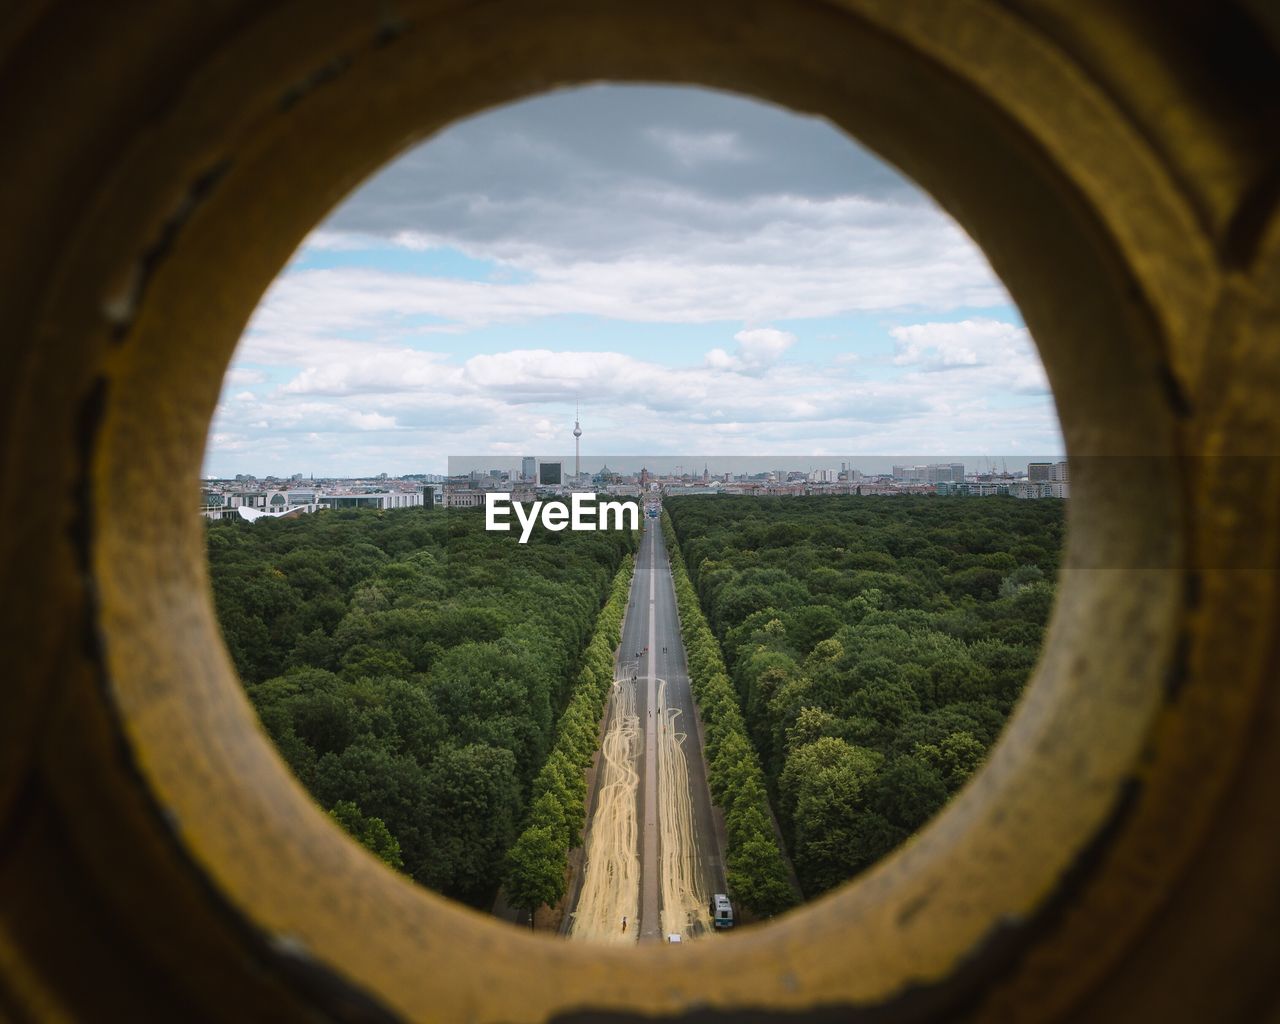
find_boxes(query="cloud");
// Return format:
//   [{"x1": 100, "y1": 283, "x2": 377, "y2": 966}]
[
  {"x1": 889, "y1": 319, "x2": 1049, "y2": 394},
  {"x1": 243, "y1": 192, "x2": 1003, "y2": 347},
  {"x1": 647, "y1": 127, "x2": 749, "y2": 166},
  {"x1": 204, "y1": 85, "x2": 1061, "y2": 476},
  {"x1": 225, "y1": 367, "x2": 265, "y2": 386},
  {"x1": 350, "y1": 411, "x2": 398, "y2": 430},
  {"x1": 212, "y1": 320, "x2": 1059, "y2": 473},
  {"x1": 390, "y1": 230, "x2": 447, "y2": 251},
  {"x1": 706, "y1": 328, "x2": 797, "y2": 373},
  {"x1": 324, "y1": 85, "x2": 919, "y2": 245},
  {"x1": 277, "y1": 348, "x2": 450, "y2": 396},
  {"x1": 733, "y1": 328, "x2": 797, "y2": 365},
  {"x1": 301, "y1": 229, "x2": 383, "y2": 252}
]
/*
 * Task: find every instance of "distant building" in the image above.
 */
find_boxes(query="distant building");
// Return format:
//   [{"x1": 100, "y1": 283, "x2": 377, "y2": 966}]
[
  {"x1": 1010, "y1": 479, "x2": 1069, "y2": 499},
  {"x1": 1028, "y1": 462, "x2": 1053, "y2": 482},
  {"x1": 894, "y1": 463, "x2": 965, "y2": 483},
  {"x1": 538, "y1": 461, "x2": 562, "y2": 486},
  {"x1": 319, "y1": 492, "x2": 424, "y2": 510},
  {"x1": 521, "y1": 456, "x2": 536, "y2": 481},
  {"x1": 444, "y1": 490, "x2": 485, "y2": 508}
]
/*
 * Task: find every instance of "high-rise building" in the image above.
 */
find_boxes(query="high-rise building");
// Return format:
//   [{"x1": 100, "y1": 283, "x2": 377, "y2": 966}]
[
  {"x1": 1028, "y1": 462, "x2": 1053, "y2": 482},
  {"x1": 521, "y1": 456, "x2": 535, "y2": 481},
  {"x1": 896, "y1": 463, "x2": 962, "y2": 483},
  {"x1": 538, "y1": 461, "x2": 562, "y2": 486}
]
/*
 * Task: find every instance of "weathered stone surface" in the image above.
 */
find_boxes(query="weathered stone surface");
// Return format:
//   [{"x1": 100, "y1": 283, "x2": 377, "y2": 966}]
[{"x1": 1, "y1": 2, "x2": 1276, "y2": 1020}]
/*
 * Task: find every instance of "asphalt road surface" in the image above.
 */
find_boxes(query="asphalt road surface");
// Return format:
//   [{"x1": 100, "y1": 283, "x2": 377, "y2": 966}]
[{"x1": 567, "y1": 515, "x2": 726, "y2": 944}]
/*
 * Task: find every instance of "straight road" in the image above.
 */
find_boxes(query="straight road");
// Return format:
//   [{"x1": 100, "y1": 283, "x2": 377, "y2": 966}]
[{"x1": 566, "y1": 513, "x2": 726, "y2": 943}]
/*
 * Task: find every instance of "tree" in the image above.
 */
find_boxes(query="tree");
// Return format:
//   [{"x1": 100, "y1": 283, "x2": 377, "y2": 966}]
[
  {"x1": 869, "y1": 754, "x2": 948, "y2": 833},
  {"x1": 727, "y1": 831, "x2": 797, "y2": 917},
  {"x1": 663, "y1": 493, "x2": 1061, "y2": 895},
  {"x1": 504, "y1": 825, "x2": 568, "y2": 928},
  {"x1": 418, "y1": 743, "x2": 521, "y2": 902},
  {"x1": 785, "y1": 706, "x2": 843, "y2": 753},
  {"x1": 328, "y1": 800, "x2": 404, "y2": 870},
  {"x1": 780, "y1": 737, "x2": 883, "y2": 894},
  {"x1": 915, "y1": 730, "x2": 986, "y2": 792}
]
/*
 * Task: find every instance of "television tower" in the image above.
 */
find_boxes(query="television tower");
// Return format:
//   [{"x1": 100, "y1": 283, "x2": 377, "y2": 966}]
[{"x1": 573, "y1": 403, "x2": 582, "y2": 485}]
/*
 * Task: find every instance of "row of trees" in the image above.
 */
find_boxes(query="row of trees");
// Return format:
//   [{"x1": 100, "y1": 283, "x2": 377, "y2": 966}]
[
  {"x1": 664, "y1": 495, "x2": 1063, "y2": 897},
  {"x1": 207, "y1": 505, "x2": 637, "y2": 905},
  {"x1": 503, "y1": 555, "x2": 634, "y2": 924},
  {"x1": 662, "y1": 513, "x2": 799, "y2": 918}
]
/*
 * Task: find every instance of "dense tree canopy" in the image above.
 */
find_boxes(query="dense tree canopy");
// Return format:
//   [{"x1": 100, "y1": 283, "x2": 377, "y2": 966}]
[
  {"x1": 665, "y1": 494, "x2": 1062, "y2": 898},
  {"x1": 504, "y1": 556, "x2": 633, "y2": 922},
  {"x1": 208, "y1": 506, "x2": 636, "y2": 906}
]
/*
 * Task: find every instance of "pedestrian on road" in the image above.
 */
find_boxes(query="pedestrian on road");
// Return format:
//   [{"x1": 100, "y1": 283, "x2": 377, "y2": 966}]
[{"x1": 622, "y1": 916, "x2": 627, "y2": 933}]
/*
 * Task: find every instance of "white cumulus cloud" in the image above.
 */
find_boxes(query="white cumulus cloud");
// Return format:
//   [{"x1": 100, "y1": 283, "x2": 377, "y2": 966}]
[
  {"x1": 204, "y1": 86, "x2": 1062, "y2": 477},
  {"x1": 706, "y1": 328, "x2": 797, "y2": 374},
  {"x1": 890, "y1": 319, "x2": 1050, "y2": 394}
]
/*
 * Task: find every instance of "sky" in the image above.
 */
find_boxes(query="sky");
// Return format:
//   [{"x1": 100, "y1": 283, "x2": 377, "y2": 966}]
[{"x1": 204, "y1": 84, "x2": 1063, "y2": 478}]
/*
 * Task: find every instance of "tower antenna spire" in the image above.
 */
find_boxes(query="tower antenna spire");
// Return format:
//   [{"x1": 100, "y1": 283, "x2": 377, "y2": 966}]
[{"x1": 572, "y1": 402, "x2": 582, "y2": 486}]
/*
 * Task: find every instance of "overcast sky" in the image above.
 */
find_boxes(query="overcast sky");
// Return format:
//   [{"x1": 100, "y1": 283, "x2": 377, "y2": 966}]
[{"x1": 204, "y1": 85, "x2": 1062, "y2": 477}]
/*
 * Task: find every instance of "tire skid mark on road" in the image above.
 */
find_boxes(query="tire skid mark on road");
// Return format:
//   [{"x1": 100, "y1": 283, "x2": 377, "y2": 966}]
[
  {"x1": 569, "y1": 673, "x2": 640, "y2": 944},
  {"x1": 657, "y1": 678, "x2": 713, "y2": 940}
]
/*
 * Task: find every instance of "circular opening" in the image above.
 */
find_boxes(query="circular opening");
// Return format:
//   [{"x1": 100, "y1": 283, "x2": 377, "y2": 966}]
[
  {"x1": 201, "y1": 83, "x2": 1071, "y2": 939},
  {"x1": 55, "y1": 3, "x2": 1187, "y2": 1019}
]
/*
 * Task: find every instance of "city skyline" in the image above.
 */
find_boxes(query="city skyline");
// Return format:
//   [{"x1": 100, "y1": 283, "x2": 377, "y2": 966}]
[
  {"x1": 205, "y1": 451, "x2": 1066, "y2": 482},
  {"x1": 205, "y1": 85, "x2": 1062, "y2": 478}
]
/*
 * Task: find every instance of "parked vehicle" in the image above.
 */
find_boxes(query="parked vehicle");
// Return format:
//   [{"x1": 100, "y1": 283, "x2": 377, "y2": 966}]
[{"x1": 710, "y1": 893, "x2": 734, "y2": 929}]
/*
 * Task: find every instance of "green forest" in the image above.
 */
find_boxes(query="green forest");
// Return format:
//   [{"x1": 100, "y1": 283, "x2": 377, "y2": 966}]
[
  {"x1": 503, "y1": 557, "x2": 632, "y2": 923},
  {"x1": 206, "y1": 506, "x2": 636, "y2": 906},
  {"x1": 664, "y1": 495, "x2": 1063, "y2": 897}
]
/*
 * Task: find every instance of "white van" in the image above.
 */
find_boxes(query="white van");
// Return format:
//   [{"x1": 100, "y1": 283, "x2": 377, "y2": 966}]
[{"x1": 710, "y1": 893, "x2": 734, "y2": 929}]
